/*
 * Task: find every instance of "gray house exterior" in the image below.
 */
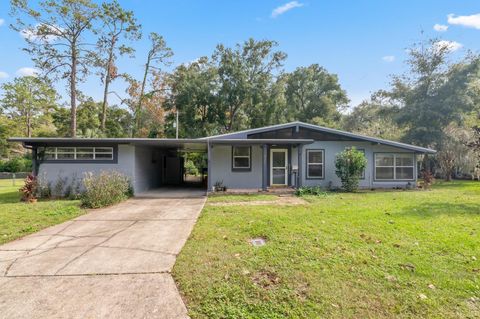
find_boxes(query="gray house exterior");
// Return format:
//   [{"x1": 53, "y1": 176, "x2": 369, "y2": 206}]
[{"x1": 10, "y1": 122, "x2": 435, "y2": 194}]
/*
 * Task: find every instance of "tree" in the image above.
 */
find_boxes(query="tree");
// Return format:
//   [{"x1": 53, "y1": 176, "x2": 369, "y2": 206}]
[
  {"x1": 213, "y1": 38, "x2": 287, "y2": 131},
  {"x1": 437, "y1": 124, "x2": 477, "y2": 181},
  {"x1": 0, "y1": 76, "x2": 57, "y2": 137},
  {"x1": 342, "y1": 94, "x2": 405, "y2": 141},
  {"x1": 382, "y1": 39, "x2": 480, "y2": 148},
  {"x1": 127, "y1": 71, "x2": 168, "y2": 137},
  {"x1": 284, "y1": 64, "x2": 348, "y2": 125},
  {"x1": 96, "y1": 0, "x2": 141, "y2": 132},
  {"x1": 166, "y1": 57, "x2": 221, "y2": 137},
  {"x1": 11, "y1": 0, "x2": 100, "y2": 137},
  {"x1": 133, "y1": 32, "x2": 172, "y2": 136},
  {"x1": 335, "y1": 148, "x2": 367, "y2": 192}
]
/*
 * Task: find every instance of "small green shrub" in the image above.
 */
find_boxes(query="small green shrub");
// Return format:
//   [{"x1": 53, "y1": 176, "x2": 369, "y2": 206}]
[
  {"x1": 335, "y1": 147, "x2": 367, "y2": 192},
  {"x1": 295, "y1": 186, "x2": 328, "y2": 196},
  {"x1": 81, "y1": 171, "x2": 131, "y2": 208}
]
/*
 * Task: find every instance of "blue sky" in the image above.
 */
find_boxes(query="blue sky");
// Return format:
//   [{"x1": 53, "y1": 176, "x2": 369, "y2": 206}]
[{"x1": 1, "y1": 0, "x2": 480, "y2": 108}]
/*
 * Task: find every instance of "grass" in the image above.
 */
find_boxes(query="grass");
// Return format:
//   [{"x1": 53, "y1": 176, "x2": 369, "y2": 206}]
[
  {"x1": 208, "y1": 194, "x2": 278, "y2": 203},
  {"x1": 0, "y1": 179, "x2": 85, "y2": 245},
  {"x1": 174, "y1": 181, "x2": 480, "y2": 318}
]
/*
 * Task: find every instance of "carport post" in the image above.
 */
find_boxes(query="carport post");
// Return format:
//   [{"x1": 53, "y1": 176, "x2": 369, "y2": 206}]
[
  {"x1": 262, "y1": 144, "x2": 268, "y2": 191},
  {"x1": 207, "y1": 140, "x2": 212, "y2": 191},
  {"x1": 297, "y1": 144, "x2": 303, "y2": 188}
]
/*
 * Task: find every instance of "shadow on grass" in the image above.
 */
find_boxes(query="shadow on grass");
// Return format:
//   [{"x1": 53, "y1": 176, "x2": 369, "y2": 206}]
[
  {"x1": 0, "y1": 190, "x2": 21, "y2": 204},
  {"x1": 397, "y1": 202, "x2": 480, "y2": 218}
]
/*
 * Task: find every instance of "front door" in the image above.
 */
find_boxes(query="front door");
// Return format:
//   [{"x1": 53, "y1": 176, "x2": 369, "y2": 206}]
[{"x1": 270, "y1": 149, "x2": 288, "y2": 186}]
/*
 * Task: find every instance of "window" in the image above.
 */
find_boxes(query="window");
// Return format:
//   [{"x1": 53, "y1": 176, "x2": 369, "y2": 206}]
[
  {"x1": 38, "y1": 147, "x2": 114, "y2": 161},
  {"x1": 306, "y1": 149, "x2": 324, "y2": 179},
  {"x1": 232, "y1": 146, "x2": 251, "y2": 170},
  {"x1": 375, "y1": 153, "x2": 414, "y2": 180}
]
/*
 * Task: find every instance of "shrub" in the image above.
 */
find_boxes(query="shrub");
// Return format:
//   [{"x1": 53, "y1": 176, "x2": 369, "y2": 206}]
[
  {"x1": 334, "y1": 147, "x2": 367, "y2": 192},
  {"x1": 0, "y1": 157, "x2": 32, "y2": 173},
  {"x1": 81, "y1": 171, "x2": 131, "y2": 208},
  {"x1": 421, "y1": 170, "x2": 435, "y2": 190},
  {"x1": 185, "y1": 159, "x2": 199, "y2": 176},
  {"x1": 19, "y1": 174, "x2": 38, "y2": 202},
  {"x1": 295, "y1": 186, "x2": 328, "y2": 196}
]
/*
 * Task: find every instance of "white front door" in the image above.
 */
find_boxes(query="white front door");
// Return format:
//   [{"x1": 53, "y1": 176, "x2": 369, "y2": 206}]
[{"x1": 270, "y1": 149, "x2": 288, "y2": 186}]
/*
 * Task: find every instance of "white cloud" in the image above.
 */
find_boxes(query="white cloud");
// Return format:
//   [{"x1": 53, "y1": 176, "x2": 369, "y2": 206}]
[
  {"x1": 271, "y1": 1, "x2": 304, "y2": 18},
  {"x1": 0, "y1": 19, "x2": 5, "y2": 27},
  {"x1": 433, "y1": 24, "x2": 448, "y2": 32},
  {"x1": 447, "y1": 13, "x2": 480, "y2": 29},
  {"x1": 434, "y1": 40, "x2": 463, "y2": 52},
  {"x1": 16, "y1": 67, "x2": 39, "y2": 77},
  {"x1": 20, "y1": 24, "x2": 61, "y2": 42},
  {"x1": 382, "y1": 55, "x2": 395, "y2": 62},
  {"x1": 0, "y1": 71, "x2": 9, "y2": 79}
]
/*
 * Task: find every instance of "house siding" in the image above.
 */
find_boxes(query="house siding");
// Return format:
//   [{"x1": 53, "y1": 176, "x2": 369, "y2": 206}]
[
  {"x1": 134, "y1": 146, "x2": 162, "y2": 193},
  {"x1": 209, "y1": 144, "x2": 263, "y2": 190},
  {"x1": 37, "y1": 144, "x2": 135, "y2": 195},
  {"x1": 301, "y1": 141, "x2": 417, "y2": 188}
]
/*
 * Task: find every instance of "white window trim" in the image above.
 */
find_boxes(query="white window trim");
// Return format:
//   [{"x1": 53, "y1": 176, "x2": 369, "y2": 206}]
[
  {"x1": 306, "y1": 149, "x2": 324, "y2": 179},
  {"x1": 42, "y1": 147, "x2": 113, "y2": 160},
  {"x1": 232, "y1": 146, "x2": 251, "y2": 169},
  {"x1": 374, "y1": 153, "x2": 415, "y2": 181}
]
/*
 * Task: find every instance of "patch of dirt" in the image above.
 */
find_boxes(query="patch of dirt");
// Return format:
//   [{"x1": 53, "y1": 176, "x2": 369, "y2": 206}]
[
  {"x1": 252, "y1": 270, "x2": 281, "y2": 289},
  {"x1": 209, "y1": 196, "x2": 308, "y2": 207}
]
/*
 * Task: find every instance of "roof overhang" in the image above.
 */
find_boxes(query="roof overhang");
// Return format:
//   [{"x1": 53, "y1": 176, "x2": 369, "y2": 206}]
[
  {"x1": 8, "y1": 137, "x2": 208, "y2": 151},
  {"x1": 208, "y1": 139, "x2": 314, "y2": 145}
]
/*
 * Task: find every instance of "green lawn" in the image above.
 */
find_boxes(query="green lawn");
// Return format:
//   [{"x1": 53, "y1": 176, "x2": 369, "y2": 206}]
[
  {"x1": 174, "y1": 181, "x2": 480, "y2": 318},
  {"x1": 0, "y1": 179, "x2": 85, "y2": 245},
  {"x1": 208, "y1": 194, "x2": 278, "y2": 203}
]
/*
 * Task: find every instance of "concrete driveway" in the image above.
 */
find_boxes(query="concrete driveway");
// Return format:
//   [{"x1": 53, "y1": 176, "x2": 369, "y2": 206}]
[{"x1": 0, "y1": 189, "x2": 206, "y2": 319}]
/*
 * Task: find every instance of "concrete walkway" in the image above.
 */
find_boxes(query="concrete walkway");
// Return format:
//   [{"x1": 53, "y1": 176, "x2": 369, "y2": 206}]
[{"x1": 0, "y1": 189, "x2": 206, "y2": 319}]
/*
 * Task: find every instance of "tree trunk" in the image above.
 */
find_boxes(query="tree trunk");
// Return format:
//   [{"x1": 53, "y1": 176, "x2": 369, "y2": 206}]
[
  {"x1": 70, "y1": 48, "x2": 77, "y2": 138},
  {"x1": 101, "y1": 43, "x2": 115, "y2": 132},
  {"x1": 134, "y1": 57, "x2": 150, "y2": 137},
  {"x1": 26, "y1": 109, "x2": 31, "y2": 138}
]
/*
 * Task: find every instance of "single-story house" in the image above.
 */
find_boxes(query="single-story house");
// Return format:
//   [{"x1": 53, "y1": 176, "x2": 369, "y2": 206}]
[{"x1": 9, "y1": 121, "x2": 436, "y2": 194}]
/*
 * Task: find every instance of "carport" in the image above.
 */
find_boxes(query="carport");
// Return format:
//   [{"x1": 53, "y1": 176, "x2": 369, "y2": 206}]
[
  {"x1": 128, "y1": 139, "x2": 208, "y2": 193},
  {"x1": 8, "y1": 137, "x2": 209, "y2": 195}
]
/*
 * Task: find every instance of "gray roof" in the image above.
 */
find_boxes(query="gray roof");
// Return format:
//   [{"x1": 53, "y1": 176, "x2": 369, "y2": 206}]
[
  {"x1": 203, "y1": 121, "x2": 436, "y2": 154},
  {"x1": 8, "y1": 121, "x2": 436, "y2": 154}
]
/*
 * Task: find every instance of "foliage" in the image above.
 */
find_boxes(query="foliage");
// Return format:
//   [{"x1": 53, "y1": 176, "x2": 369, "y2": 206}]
[
  {"x1": 379, "y1": 39, "x2": 480, "y2": 148},
  {"x1": 214, "y1": 38, "x2": 287, "y2": 131},
  {"x1": 175, "y1": 181, "x2": 480, "y2": 319},
  {"x1": 166, "y1": 57, "x2": 221, "y2": 137},
  {"x1": 53, "y1": 99, "x2": 133, "y2": 137},
  {"x1": 11, "y1": 0, "x2": 100, "y2": 137},
  {"x1": 130, "y1": 32, "x2": 173, "y2": 137},
  {"x1": 295, "y1": 186, "x2": 328, "y2": 196},
  {"x1": 95, "y1": 0, "x2": 141, "y2": 131},
  {"x1": 0, "y1": 157, "x2": 32, "y2": 173},
  {"x1": 184, "y1": 160, "x2": 199, "y2": 176},
  {"x1": 334, "y1": 148, "x2": 367, "y2": 192},
  {"x1": 81, "y1": 171, "x2": 131, "y2": 208},
  {"x1": 437, "y1": 124, "x2": 474, "y2": 181},
  {"x1": 342, "y1": 96, "x2": 405, "y2": 141},
  {"x1": 284, "y1": 64, "x2": 348, "y2": 125},
  {"x1": 421, "y1": 170, "x2": 435, "y2": 190},
  {"x1": 19, "y1": 174, "x2": 37, "y2": 202},
  {"x1": 0, "y1": 76, "x2": 58, "y2": 137}
]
